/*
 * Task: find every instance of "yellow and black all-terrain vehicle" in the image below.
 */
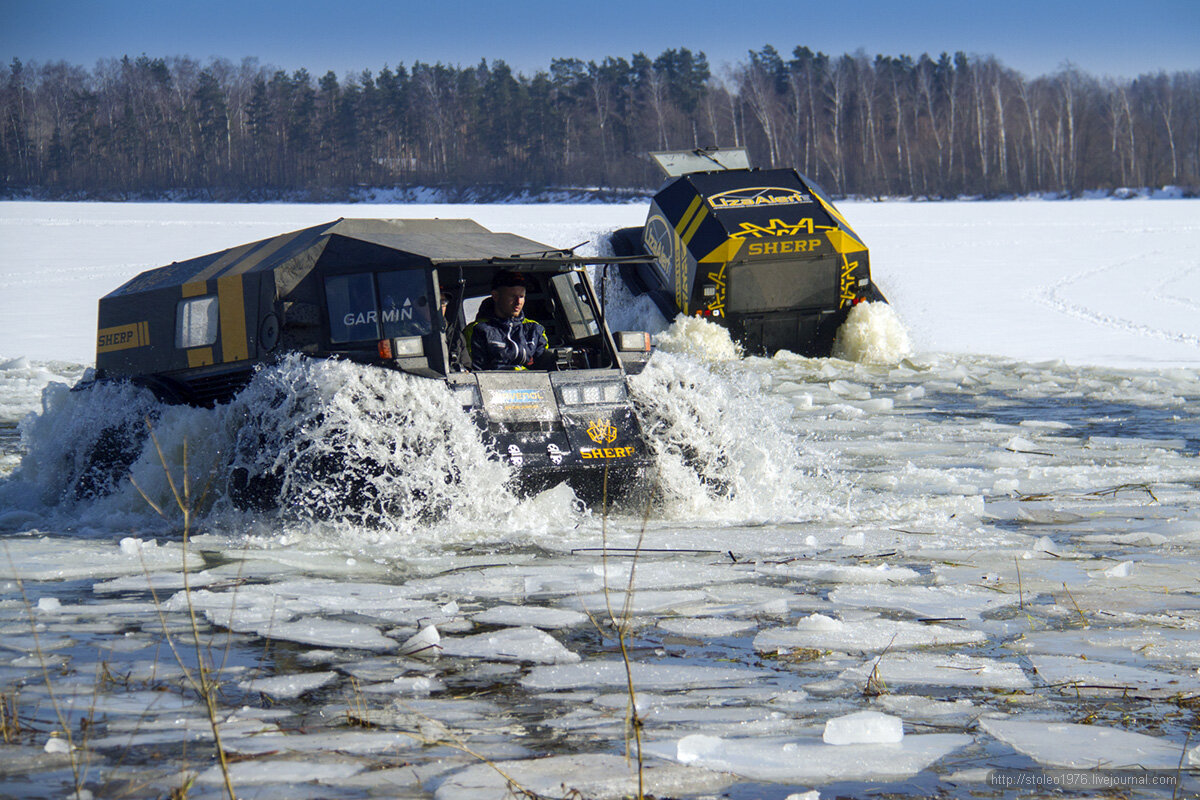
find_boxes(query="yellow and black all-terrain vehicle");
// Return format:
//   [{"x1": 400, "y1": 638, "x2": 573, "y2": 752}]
[
  {"x1": 88, "y1": 218, "x2": 655, "y2": 507},
  {"x1": 611, "y1": 148, "x2": 886, "y2": 356}
]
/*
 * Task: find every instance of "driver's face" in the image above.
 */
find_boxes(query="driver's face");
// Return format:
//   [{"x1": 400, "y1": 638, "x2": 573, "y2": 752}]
[{"x1": 493, "y1": 285, "x2": 526, "y2": 319}]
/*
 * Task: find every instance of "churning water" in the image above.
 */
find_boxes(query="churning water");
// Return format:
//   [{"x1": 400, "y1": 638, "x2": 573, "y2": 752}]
[{"x1": 3, "y1": 309, "x2": 1200, "y2": 799}]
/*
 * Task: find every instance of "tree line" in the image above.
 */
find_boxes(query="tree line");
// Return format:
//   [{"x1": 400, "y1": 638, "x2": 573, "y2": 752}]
[{"x1": 1, "y1": 47, "x2": 1197, "y2": 199}]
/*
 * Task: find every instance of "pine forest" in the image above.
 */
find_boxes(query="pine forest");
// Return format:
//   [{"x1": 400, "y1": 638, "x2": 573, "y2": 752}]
[{"x1": 2, "y1": 46, "x2": 1197, "y2": 199}]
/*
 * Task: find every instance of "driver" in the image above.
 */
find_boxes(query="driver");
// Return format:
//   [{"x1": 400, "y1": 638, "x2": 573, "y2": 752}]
[{"x1": 468, "y1": 271, "x2": 549, "y2": 370}]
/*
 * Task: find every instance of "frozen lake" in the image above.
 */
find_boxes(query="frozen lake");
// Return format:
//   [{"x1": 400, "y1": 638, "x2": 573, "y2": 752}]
[{"x1": 2, "y1": 199, "x2": 1200, "y2": 799}]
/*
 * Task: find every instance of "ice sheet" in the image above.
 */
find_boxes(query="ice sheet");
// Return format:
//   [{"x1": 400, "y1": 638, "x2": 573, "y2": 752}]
[
  {"x1": 980, "y1": 716, "x2": 1189, "y2": 769},
  {"x1": 647, "y1": 732, "x2": 970, "y2": 783}
]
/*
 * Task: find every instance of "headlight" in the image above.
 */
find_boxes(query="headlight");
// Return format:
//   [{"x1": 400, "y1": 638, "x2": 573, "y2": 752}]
[
  {"x1": 392, "y1": 336, "x2": 425, "y2": 357},
  {"x1": 559, "y1": 381, "x2": 627, "y2": 405},
  {"x1": 451, "y1": 383, "x2": 481, "y2": 407},
  {"x1": 615, "y1": 331, "x2": 652, "y2": 352}
]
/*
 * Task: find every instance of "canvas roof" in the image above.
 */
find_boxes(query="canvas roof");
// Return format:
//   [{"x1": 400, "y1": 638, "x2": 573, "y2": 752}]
[{"x1": 105, "y1": 218, "x2": 558, "y2": 297}]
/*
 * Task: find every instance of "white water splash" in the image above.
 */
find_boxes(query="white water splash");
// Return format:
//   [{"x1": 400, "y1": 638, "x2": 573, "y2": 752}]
[
  {"x1": 630, "y1": 344, "x2": 842, "y2": 522},
  {"x1": 832, "y1": 302, "x2": 912, "y2": 364},
  {"x1": 0, "y1": 356, "x2": 521, "y2": 539},
  {"x1": 1, "y1": 378, "x2": 162, "y2": 511},
  {"x1": 224, "y1": 354, "x2": 516, "y2": 531},
  {"x1": 654, "y1": 316, "x2": 743, "y2": 362}
]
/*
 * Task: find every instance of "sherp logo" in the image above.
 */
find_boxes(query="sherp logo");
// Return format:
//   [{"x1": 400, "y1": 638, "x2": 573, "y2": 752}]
[
  {"x1": 586, "y1": 419, "x2": 619, "y2": 445},
  {"x1": 708, "y1": 187, "x2": 812, "y2": 209}
]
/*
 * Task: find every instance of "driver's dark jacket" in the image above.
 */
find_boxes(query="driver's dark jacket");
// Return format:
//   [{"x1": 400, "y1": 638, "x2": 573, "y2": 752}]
[{"x1": 467, "y1": 314, "x2": 548, "y2": 370}]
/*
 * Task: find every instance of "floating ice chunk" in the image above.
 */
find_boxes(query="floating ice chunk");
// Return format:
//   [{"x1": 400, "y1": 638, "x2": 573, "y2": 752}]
[
  {"x1": 0, "y1": 356, "x2": 30, "y2": 371},
  {"x1": 379, "y1": 675, "x2": 445, "y2": 695},
  {"x1": 0, "y1": 536, "x2": 186, "y2": 581},
  {"x1": 873, "y1": 695, "x2": 978, "y2": 726},
  {"x1": 195, "y1": 757, "x2": 366, "y2": 786},
  {"x1": 1078, "y1": 531, "x2": 1169, "y2": 546},
  {"x1": 1019, "y1": 419, "x2": 1071, "y2": 430},
  {"x1": 263, "y1": 619, "x2": 397, "y2": 652},
  {"x1": 763, "y1": 562, "x2": 920, "y2": 584},
  {"x1": 840, "y1": 532, "x2": 865, "y2": 547},
  {"x1": 1010, "y1": 628, "x2": 1200, "y2": 664},
  {"x1": 567, "y1": 588, "x2": 708, "y2": 615},
  {"x1": 36, "y1": 597, "x2": 61, "y2": 613},
  {"x1": 855, "y1": 398, "x2": 895, "y2": 413},
  {"x1": 1029, "y1": 654, "x2": 1200, "y2": 693},
  {"x1": 992, "y1": 478, "x2": 1020, "y2": 493},
  {"x1": 398, "y1": 625, "x2": 441, "y2": 657},
  {"x1": 237, "y1": 671, "x2": 337, "y2": 699},
  {"x1": 828, "y1": 584, "x2": 1019, "y2": 620},
  {"x1": 658, "y1": 731, "x2": 968, "y2": 783},
  {"x1": 43, "y1": 736, "x2": 69, "y2": 754},
  {"x1": 1018, "y1": 508, "x2": 1086, "y2": 525},
  {"x1": 434, "y1": 752, "x2": 734, "y2": 800},
  {"x1": 85, "y1": 713, "x2": 279, "y2": 749},
  {"x1": 439, "y1": 626, "x2": 580, "y2": 664},
  {"x1": 839, "y1": 653, "x2": 1033, "y2": 690},
  {"x1": 1097, "y1": 560, "x2": 1134, "y2": 578},
  {"x1": 786, "y1": 792, "x2": 821, "y2": 800},
  {"x1": 23, "y1": 687, "x2": 201, "y2": 717},
  {"x1": 220, "y1": 730, "x2": 421, "y2": 756},
  {"x1": 980, "y1": 716, "x2": 1187, "y2": 769},
  {"x1": 754, "y1": 615, "x2": 984, "y2": 654},
  {"x1": 657, "y1": 617, "x2": 758, "y2": 638},
  {"x1": 93, "y1": 569, "x2": 221, "y2": 593},
  {"x1": 823, "y1": 711, "x2": 903, "y2": 745},
  {"x1": 471, "y1": 605, "x2": 588, "y2": 629},
  {"x1": 1032, "y1": 535, "x2": 1058, "y2": 553},
  {"x1": 827, "y1": 380, "x2": 871, "y2": 400},
  {"x1": 523, "y1": 660, "x2": 767, "y2": 692},
  {"x1": 790, "y1": 393, "x2": 814, "y2": 409}
]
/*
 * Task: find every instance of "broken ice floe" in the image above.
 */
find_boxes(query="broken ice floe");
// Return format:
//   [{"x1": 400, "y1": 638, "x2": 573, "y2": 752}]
[
  {"x1": 471, "y1": 604, "x2": 588, "y2": 629},
  {"x1": 823, "y1": 710, "x2": 904, "y2": 744},
  {"x1": 828, "y1": 584, "x2": 1021, "y2": 620},
  {"x1": 1028, "y1": 653, "x2": 1200, "y2": 695},
  {"x1": 238, "y1": 670, "x2": 338, "y2": 699},
  {"x1": 522, "y1": 660, "x2": 769, "y2": 691},
  {"x1": 838, "y1": 653, "x2": 1033, "y2": 690},
  {"x1": 438, "y1": 626, "x2": 580, "y2": 664},
  {"x1": 753, "y1": 612, "x2": 985, "y2": 654},
  {"x1": 1009, "y1": 627, "x2": 1200, "y2": 664},
  {"x1": 433, "y1": 752, "x2": 734, "y2": 800},
  {"x1": 980, "y1": 716, "x2": 1188, "y2": 769},
  {"x1": 646, "y1": 731, "x2": 969, "y2": 783}
]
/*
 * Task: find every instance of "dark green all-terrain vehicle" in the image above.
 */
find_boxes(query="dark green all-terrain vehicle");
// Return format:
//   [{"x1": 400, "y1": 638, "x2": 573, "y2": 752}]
[{"x1": 90, "y1": 218, "x2": 655, "y2": 506}]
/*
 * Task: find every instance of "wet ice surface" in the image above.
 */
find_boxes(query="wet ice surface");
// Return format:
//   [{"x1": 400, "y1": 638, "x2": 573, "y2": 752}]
[{"x1": 3, "y1": 331, "x2": 1200, "y2": 799}]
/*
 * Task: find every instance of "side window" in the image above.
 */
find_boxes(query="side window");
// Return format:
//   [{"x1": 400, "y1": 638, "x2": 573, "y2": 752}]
[
  {"x1": 551, "y1": 273, "x2": 600, "y2": 340},
  {"x1": 175, "y1": 296, "x2": 218, "y2": 348},
  {"x1": 377, "y1": 271, "x2": 432, "y2": 338},
  {"x1": 326, "y1": 274, "x2": 380, "y2": 343}
]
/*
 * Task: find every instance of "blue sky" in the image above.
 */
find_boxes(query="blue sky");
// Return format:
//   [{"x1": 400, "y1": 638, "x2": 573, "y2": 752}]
[{"x1": 3, "y1": 0, "x2": 1197, "y2": 81}]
